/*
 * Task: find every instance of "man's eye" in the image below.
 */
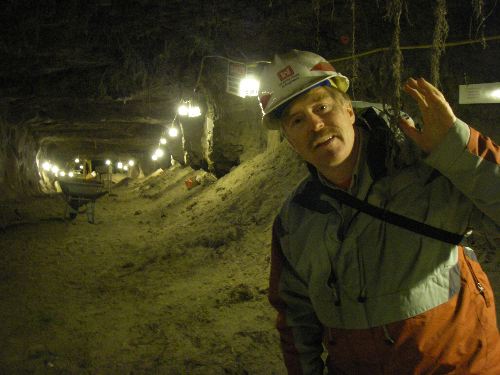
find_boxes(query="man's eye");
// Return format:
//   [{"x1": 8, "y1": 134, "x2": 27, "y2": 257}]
[
  {"x1": 316, "y1": 104, "x2": 330, "y2": 112},
  {"x1": 287, "y1": 117, "x2": 303, "y2": 127}
]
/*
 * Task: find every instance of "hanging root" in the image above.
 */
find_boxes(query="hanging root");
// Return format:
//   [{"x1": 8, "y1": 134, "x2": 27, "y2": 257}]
[
  {"x1": 378, "y1": 0, "x2": 416, "y2": 173},
  {"x1": 313, "y1": 0, "x2": 321, "y2": 52},
  {"x1": 470, "y1": 0, "x2": 485, "y2": 45},
  {"x1": 384, "y1": 0, "x2": 403, "y2": 131},
  {"x1": 472, "y1": 0, "x2": 484, "y2": 21},
  {"x1": 430, "y1": 0, "x2": 449, "y2": 87},
  {"x1": 350, "y1": 0, "x2": 358, "y2": 100},
  {"x1": 330, "y1": 0, "x2": 335, "y2": 25},
  {"x1": 470, "y1": 0, "x2": 498, "y2": 48}
]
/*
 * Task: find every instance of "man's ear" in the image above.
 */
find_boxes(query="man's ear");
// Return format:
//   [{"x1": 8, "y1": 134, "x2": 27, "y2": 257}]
[{"x1": 346, "y1": 103, "x2": 355, "y2": 125}]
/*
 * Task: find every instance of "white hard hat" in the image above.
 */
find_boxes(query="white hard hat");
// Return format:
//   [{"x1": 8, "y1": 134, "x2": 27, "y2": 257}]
[{"x1": 259, "y1": 49, "x2": 349, "y2": 130}]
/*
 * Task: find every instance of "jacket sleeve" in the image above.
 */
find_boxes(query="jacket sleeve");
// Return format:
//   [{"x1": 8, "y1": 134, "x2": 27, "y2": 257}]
[
  {"x1": 268, "y1": 215, "x2": 325, "y2": 375},
  {"x1": 424, "y1": 119, "x2": 500, "y2": 228}
]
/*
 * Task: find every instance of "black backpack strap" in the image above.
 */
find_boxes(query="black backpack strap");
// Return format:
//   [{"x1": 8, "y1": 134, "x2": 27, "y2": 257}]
[
  {"x1": 293, "y1": 180, "x2": 336, "y2": 214},
  {"x1": 319, "y1": 185, "x2": 464, "y2": 245},
  {"x1": 293, "y1": 178, "x2": 464, "y2": 245}
]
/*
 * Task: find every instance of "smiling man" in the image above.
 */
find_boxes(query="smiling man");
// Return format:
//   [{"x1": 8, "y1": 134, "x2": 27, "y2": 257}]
[
  {"x1": 260, "y1": 50, "x2": 500, "y2": 374},
  {"x1": 281, "y1": 86, "x2": 358, "y2": 188}
]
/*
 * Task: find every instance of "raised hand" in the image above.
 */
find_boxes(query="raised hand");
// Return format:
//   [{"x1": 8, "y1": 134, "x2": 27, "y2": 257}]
[{"x1": 399, "y1": 77, "x2": 457, "y2": 154}]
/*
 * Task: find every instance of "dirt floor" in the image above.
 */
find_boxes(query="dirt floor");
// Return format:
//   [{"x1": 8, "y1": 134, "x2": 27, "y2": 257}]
[
  {"x1": 0, "y1": 142, "x2": 498, "y2": 374},
  {"x1": 0, "y1": 143, "x2": 308, "y2": 374}
]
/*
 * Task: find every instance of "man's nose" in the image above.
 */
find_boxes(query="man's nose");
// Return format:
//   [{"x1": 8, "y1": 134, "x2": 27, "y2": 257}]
[{"x1": 307, "y1": 112, "x2": 325, "y2": 131}]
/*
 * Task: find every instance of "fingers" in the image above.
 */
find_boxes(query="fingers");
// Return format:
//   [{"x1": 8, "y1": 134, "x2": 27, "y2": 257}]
[
  {"x1": 403, "y1": 84, "x2": 424, "y2": 103},
  {"x1": 403, "y1": 79, "x2": 427, "y2": 109},
  {"x1": 401, "y1": 77, "x2": 456, "y2": 153},
  {"x1": 416, "y1": 77, "x2": 443, "y2": 95},
  {"x1": 404, "y1": 77, "x2": 457, "y2": 124},
  {"x1": 405, "y1": 77, "x2": 444, "y2": 103}
]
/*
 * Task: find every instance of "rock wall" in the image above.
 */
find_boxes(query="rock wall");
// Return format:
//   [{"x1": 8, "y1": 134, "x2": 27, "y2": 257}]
[
  {"x1": 210, "y1": 94, "x2": 266, "y2": 175},
  {"x1": 198, "y1": 64, "x2": 267, "y2": 177},
  {"x1": 182, "y1": 116, "x2": 207, "y2": 170},
  {"x1": 0, "y1": 115, "x2": 41, "y2": 199},
  {"x1": 168, "y1": 126, "x2": 186, "y2": 168},
  {"x1": 201, "y1": 116, "x2": 215, "y2": 171}
]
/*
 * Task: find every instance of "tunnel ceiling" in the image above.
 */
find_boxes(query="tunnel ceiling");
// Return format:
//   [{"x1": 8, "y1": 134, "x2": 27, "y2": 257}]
[{"x1": 1, "y1": 0, "x2": 498, "y2": 161}]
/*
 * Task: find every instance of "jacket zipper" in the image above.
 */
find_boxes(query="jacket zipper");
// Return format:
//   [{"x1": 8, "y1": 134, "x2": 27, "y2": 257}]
[{"x1": 463, "y1": 248, "x2": 490, "y2": 307}]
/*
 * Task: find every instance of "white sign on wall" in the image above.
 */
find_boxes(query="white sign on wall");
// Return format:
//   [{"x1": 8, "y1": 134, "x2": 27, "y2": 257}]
[
  {"x1": 459, "y1": 82, "x2": 500, "y2": 104},
  {"x1": 226, "y1": 62, "x2": 260, "y2": 98},
  {"x1": 227, "y1": 62, "x2": 247, "y2": 97}
]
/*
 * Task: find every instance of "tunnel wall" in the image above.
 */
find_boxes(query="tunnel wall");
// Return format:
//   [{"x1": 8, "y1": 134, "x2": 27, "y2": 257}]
[
  {"x1": 210, "y1": 94, "x2": 267, "y2": 176},
  {"x1": 0, "y1": 115, "x2": 41, "y2": 200},
  {"x1": 182, "y1": 116, "x2": 206, "y2": 170},
  {"x1": 199, "y1": 65, "x2": 268, "y2": 177}
]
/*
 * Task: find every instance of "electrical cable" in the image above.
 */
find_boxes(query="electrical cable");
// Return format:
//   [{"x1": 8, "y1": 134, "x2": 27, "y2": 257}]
[
  {"x1": 191, "y1": 34, "x2": 500, "y2": 90},
  {"x1": 329, "y1": 34, "x2": 500, "y2": 63}
]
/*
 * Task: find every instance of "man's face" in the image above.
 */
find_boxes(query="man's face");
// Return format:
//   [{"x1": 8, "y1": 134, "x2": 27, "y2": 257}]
[{"x1": 282, "y1": 86, "x2": 356, "y2": 174}]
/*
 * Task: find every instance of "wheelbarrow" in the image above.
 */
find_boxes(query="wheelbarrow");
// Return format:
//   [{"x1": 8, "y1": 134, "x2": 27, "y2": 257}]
[{"x1": 58, "y1": 178, "x2": 108, "y2": 223}]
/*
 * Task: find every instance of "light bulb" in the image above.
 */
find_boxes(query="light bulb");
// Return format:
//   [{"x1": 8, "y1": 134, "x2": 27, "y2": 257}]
[
  {"x1": 155, "y1": 148, "x2": 164, "y2": 158},
  {"x1": 491, "y1": 89, "x2": 500, "y2": 99},
  {"x1": 178, "y1": 104, "x2": 189, "y2": 116},
  {"x1": 239, "y1": 76, "x2": 260, "y2": 97},
  {"x1": 42, "y1": 161, "x2": 51, "y2": 171},
  {"x1": 168, "y1": 127, "x2": 179, "y2": 137},
  {"x1": 188, "y1": 105, "x2": 201, "y2": 117}
]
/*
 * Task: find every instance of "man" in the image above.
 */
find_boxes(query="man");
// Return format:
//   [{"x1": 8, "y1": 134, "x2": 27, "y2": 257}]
[{"x1": 260, "y1": 49, "x2": 500, "y2": 374}]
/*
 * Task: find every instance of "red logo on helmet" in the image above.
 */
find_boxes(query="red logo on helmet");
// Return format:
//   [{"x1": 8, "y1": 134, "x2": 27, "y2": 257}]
[
  {"x1": 259, "y1": 93, "x2": 272, "y2": 110},
  {"x1": 311, "y1": 62, "x2": 335, "y2": 72},
  {"x1": 277, "y1": 66, "x2": 295, "y2": 81}
]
